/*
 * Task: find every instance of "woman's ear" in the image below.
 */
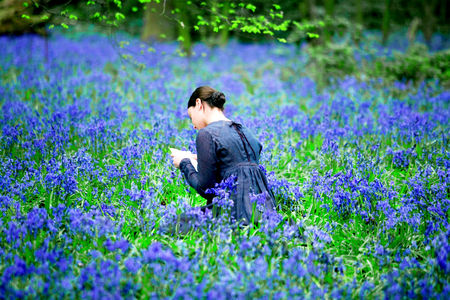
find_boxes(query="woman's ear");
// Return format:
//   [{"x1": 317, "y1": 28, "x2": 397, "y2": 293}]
[{"x1": 196, "y1": 98, "x2": 202, "y2": 109}]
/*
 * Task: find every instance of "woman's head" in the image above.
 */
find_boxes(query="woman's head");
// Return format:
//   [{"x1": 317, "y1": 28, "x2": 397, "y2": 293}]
[
  {"x1": 187, "y1": 86, "x2": 227, "y2": 129},
  {"x1": 187, "y1": 86, "x2": 226, "y2": 110}
]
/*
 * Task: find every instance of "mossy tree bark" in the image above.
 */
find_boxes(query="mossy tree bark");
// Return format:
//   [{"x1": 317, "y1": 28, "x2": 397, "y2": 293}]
[
  {"x1": 324, "y1": 0, "x2": 334, "y2": 43},
  {"x1": 0, "y1": 0, "x2": 48, "y2": 35},
  {"x1": 219, "y1": 1, "x2": 229, "y2": 47},
  {"x1": 381, "y1": 0, "x2": 392, "y2": 45},
  {"x1": 422, "y1": 0, "x2": 438, "y2": 46},
  {"x1": 174, "y1": 0, "x2": 192, "y2": 56},
  {"x1": 141, "y1": 0, "x2": 176, "y2": 42}
]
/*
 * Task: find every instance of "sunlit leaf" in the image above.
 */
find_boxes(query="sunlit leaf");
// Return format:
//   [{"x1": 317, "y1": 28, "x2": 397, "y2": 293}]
[
  {"x1": 246, "y1": 4, "x2": 256, "y2": 12},
  {"x1": 115, "y1": 12, "x2": 125, "y2": 21},
  {"x1": 306, "y1": 32, "x2": 320, "y2": 39}
]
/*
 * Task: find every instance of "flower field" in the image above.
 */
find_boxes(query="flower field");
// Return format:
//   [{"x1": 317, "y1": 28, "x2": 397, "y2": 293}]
[{"x1": 0, "y1": 32, "x2": 449, "y2": 298}]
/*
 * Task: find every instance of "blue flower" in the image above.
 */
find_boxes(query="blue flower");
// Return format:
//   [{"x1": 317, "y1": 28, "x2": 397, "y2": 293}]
[{"x1": 124, "y1": 257, "x2": 142, "y2": 273}]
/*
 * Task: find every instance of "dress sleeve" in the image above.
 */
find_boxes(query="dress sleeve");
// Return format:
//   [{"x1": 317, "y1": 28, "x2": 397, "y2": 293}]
[{"x1": 179, "y1": 129, "x2": 218, "y2": 201}]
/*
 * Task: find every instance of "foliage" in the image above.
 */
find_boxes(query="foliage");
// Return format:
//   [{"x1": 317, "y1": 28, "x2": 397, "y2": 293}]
[
  {"x1": 287, "y1": 15, "x2": 362, "y2": 47},
  {"x1": 300, "y1": 38, "x2": 450, "y2": 90},
  {"x1": 0, "y1": 0, "x2": 50, "y2": 35},
  {"x1": 18, "y1": 1, "x2": 319, "y2": 44},
  {"x1": 304, "y1": 41, "x2": 358, "y2": 89},
  {"x1": 372, "y1": 43, "x2": 450, "y2": 84},
  {"x1": 0, "y1": 31, "x2": 449, "y2": 298}
]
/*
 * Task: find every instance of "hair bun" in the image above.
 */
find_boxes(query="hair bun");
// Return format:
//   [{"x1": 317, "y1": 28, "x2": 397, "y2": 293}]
[{"x1": 211, "y1": 91, "x2": 226, "y2": 109}]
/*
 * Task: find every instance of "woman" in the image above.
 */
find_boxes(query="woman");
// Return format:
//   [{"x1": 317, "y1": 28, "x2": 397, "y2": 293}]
[{"x1": 171, "y1": 86, "x2": 276, "y2": 226}]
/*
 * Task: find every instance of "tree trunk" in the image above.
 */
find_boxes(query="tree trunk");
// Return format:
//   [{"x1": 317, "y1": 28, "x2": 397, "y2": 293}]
[
  {"x1": 407, "y1": 17, "x2": 421, "y2": 45},
  {"x1": 0, "y1": 0, "x2": 48, "y2": 35},
  {"x1": 219, "y1": 2, "x2": 229, "y2": 47},
  {"x1": 356, "y1": 0, "x2": 363, "y2": 26},
  {"x1": 298, "y1": 0, "x2": 309, "y2": 19},
  {"x1": 324, "y1": 0, "x2": 334, "y2": 43},
  {"x1": 382, "y1": 0, "x2": 391, "y2": 45},
  {"x1": 422, "y1": 0, "x2": 437, "y2": 46},
  {"x1": 354, "y1": 0, "x2": 363, "y2": 46},
  {"x1": 309, "y1": 0, "x2": 316, "y2": 19},
  {"x1": 174, "y1": 0, "x2": 192, "y2": 56},
  {"x1": 440, "y1": 0, "x2": 447, "y2": 25},
  {"x1": 141, "y1": 1, "x2": 175, "y2": 42}
]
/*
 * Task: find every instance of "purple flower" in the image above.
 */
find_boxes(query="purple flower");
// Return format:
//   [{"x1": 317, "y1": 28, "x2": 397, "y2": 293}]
[
  {"x1": 124, "y1": 257, "x2": 142, "y2": 273},
  {"x1": 104, "y1": 238, "x2": 130, "y2": 253}
]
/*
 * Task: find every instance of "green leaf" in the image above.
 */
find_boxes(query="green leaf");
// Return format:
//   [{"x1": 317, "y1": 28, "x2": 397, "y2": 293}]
[
  {"x1": 115, "y1": 12, "x2": 125, "y2": 21},
  {"x1": 306, "y1": 32, "x2": 320, "y2": 39},
  {"x1": 230, "y1": 20, "x2": 240, "y2": 30},
  {"x1": 23, "y1": 2, "x2": 29, "y2": 7},
  {"x1": 21, "y1": 14, "x2": 30, "y2": 19},
  {"x1": 69, "y1": 14, "x2": 78, "y2": 20},
  {"x1": 241, "y1": 25, "x2": 260, "y2": 34},
  {"x1": 277, "y1": 38, "x2": 287, "y2": 43},
  {"x1": 61, "y1": 23, "x2": 69, "y2": 29},
  {"x1": 132, "y1": 7, "x2": 138, "y2": 12},
  {"x1": 246, "y1": 4, "x2": 256, "y2": 12},
  {"x1": 41, "y1": 15, "x2": 49, "y2": 20},
  {"x1": 113, "y1": 0, "x2": 122, "y2": 9},
  {"x1": 273, "y1": 4, "x2": 281, "y2": 10}
]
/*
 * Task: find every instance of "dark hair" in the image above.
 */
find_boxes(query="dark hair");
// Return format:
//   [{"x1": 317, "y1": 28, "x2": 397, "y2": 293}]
[{"x1": 187, "y1": 86, "x2": 226, "y2": 110}]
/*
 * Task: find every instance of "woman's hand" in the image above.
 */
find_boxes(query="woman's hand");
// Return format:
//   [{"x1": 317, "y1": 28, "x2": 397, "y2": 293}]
[{"x1": 170, "y1": 148, "x2": 197, "y2": 168}]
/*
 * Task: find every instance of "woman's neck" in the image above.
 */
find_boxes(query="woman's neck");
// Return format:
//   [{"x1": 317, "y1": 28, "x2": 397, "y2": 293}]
[{"x1": 205, "y1": 109, "x2": 230, "y2": 125}]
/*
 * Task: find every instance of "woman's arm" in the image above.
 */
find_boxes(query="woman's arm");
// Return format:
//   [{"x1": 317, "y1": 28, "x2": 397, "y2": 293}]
[{"x1": 179, "y1": 129, "x2": 218, "y2": 200}]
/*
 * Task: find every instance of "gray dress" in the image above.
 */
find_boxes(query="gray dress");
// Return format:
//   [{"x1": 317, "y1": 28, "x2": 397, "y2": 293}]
[{"x1": 179, "y1": 120, "x2": 276, "y2": 225}]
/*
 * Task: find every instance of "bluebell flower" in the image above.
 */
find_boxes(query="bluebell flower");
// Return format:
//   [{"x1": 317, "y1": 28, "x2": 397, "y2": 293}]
[{"x1": 124, "y1": 257, "x2": 142, "y2": 273}]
